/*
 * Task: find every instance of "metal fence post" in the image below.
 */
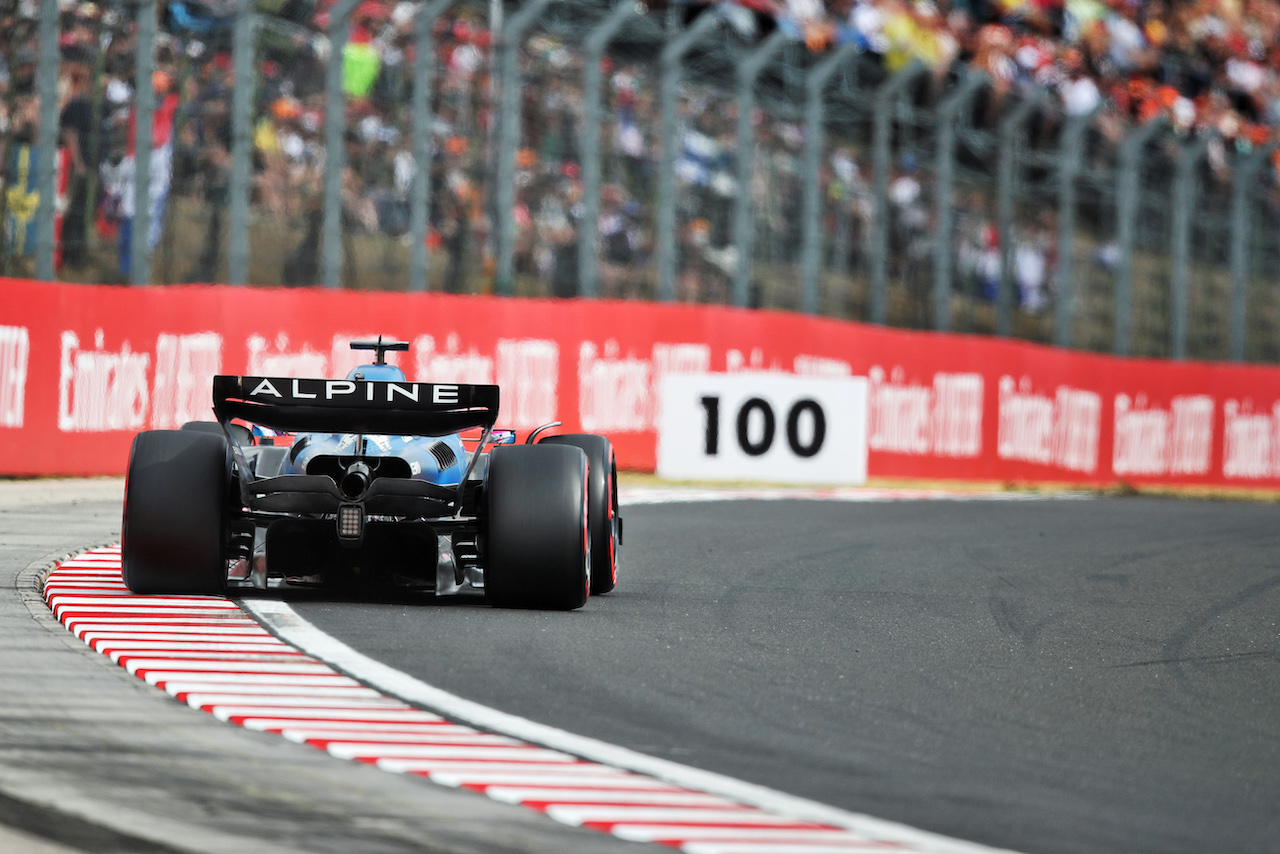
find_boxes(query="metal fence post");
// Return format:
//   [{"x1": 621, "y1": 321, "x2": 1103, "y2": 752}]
[
  {"x1": 1169, "y1": 133, "x2": 1212, "y2": 360},
  {"x1": 869, "y1": 61, "x2": 924, "y2": 324},
  {"x1": 996, "y1": 89, "x2": 1044, "y2": 337},
  {"x1": 655, "y1": 11, "x2": 721, "y2": 302},
  {"x1": 800, "y1": 42, "x2": 858, "y2": 315},
  {"x1": 1054, "y1": 107, "x2": 1098, "y2": 348},
  {"x1": 731, "y1": 30, "x2": 790, "y2": 308},
  {"x1": 322, "y1": 0, "x2": 359, "y2": 289},
  {"x1": 132, "y1": 0, "x2": 157, "y2": 285},
  {"x1": 579, "y1": 2, "x2": 645, "y2": 299},
  {"x1": 494, "y1": 0, "x2": 556, "y2": 296},
  {"x1": 1229, "y1": 142, "x2": 1276, "y2": 361},
  {"x1": 930, "y1": 72, "x2": 984, "y2": 331},
  {"x1": 34, "y1": 0, "x2": 59, "y2": 281},
  {"x1": 408, "y1": 0, "x2": 455, "y2": 293},
  {"x1": 1114, "y1": 118, "x2": 1166, "y2": 356},
  {"x1": 828, "y1": 58, "x2": 872, "y2": 282},
  {"x1": 228, "y1": 1, "x2": 257, "y2": 286}
]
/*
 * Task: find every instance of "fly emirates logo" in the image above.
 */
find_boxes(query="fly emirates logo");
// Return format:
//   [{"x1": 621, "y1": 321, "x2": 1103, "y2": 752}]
[
  {"x1": 866, "y1": 366, "x2": 983, "y2": 458},
  {"x1": 1112, "y1": 393, "x2": 1213, "y2": 477},
  {"x1": 1222, "y1": 398, "x2": 1280, "y2": 480},
  {"x1": 0, "y1": 325, "x2": 29, "y2": 429},
  {"x1": 58, "y1": 330, "x2": 151, "y2": 432},
  {"x1": 58, "y1": 330, "x2": 224, "y2": 433},
  {"x1": 997, "y1": 376, "x2": 1101, "y2": 474}
]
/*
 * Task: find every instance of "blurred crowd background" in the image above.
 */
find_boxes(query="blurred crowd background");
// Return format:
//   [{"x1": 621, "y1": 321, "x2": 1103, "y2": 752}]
[{"x1": 4, "y1": 0, "x2": 1280, "y2": 360}]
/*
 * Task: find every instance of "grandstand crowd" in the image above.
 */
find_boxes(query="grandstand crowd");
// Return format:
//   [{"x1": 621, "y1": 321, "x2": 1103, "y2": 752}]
[{"x1": 1, "y1": 0, "x2": 1277, "y2": 303}]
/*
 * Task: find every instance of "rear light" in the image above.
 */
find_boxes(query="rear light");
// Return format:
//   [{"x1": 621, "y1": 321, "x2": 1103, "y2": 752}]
[{"x1": 337, "y1": 504, "x2": 363, "y2": 540}]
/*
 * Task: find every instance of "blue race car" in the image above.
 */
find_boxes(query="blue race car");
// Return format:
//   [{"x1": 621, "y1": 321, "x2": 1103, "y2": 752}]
[{"x1": 121, "y1": 337, "x2": 620, "y2": 610}]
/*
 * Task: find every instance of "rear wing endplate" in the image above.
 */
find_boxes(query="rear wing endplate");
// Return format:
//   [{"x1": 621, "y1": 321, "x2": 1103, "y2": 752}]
[{"x1": 213, "y1": 376, "x2": 500, "y2": 436}]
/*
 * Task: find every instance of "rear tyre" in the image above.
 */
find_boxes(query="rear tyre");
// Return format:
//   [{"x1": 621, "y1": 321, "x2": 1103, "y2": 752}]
[
  {"x1": 540, "y1": 433, "x2": 619, "y2": 595},
  {"x1": 182, "y1": 420, "x2": 252, "y2": 446},
  {"x1": 122, "y1": 430, "x2": 230, "y2": 595},
  {"x1": 485, "y1": 444, "x2": 590, "y2": 610}
]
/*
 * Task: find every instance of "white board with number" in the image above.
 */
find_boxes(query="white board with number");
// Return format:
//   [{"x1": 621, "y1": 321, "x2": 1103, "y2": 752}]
[{"x1": 656, "y1": 373, "x2": 868, "y2": 485}]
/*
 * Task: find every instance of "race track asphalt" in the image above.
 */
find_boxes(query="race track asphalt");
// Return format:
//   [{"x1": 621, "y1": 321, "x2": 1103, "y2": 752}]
[
  {"x1": 3, "y1": 483, "x2": 1279, "y2": 854},
  {"x1": 287, "y1": 495, "x2": 1280, "y2": 854}
]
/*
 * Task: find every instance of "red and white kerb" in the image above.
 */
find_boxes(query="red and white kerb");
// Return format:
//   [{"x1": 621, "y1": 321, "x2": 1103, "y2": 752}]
[{"x1": 45, "y1": 546, "x2": 948, "y2": 853}]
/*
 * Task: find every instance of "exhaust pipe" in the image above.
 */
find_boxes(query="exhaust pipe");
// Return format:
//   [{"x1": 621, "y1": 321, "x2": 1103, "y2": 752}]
[{"x1": 340, "y1": 461, "x2": 371, "y2": 499}]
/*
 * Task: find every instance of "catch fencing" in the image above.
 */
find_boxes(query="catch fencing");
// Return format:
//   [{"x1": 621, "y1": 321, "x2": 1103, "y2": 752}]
[{"x1": 6, "y1": 0, "x2": 1280, "y2": 364}]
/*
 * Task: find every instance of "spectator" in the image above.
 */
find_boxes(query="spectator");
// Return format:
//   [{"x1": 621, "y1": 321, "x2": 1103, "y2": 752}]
[
  {"x1": 58, "y1": 58, "x2": 93, "y2": 269},
  {"x1": 1015, "y1": 218, "x2": 1053, "y2": 313},
  {"x1": 11, "y1": 0, "x2": 1280, "y2": 296},
  {"x1": 2, "y1": 90, "x2": 41, "y2": 275},
  {"x1": 598, "y1": 184, "x2": 642, "y2": 298}
]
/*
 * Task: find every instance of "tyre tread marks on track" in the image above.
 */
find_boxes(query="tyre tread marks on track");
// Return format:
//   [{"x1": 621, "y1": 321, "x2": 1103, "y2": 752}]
[{"x1": 45, "y1": 546, "x2": 997, "y2": 854}]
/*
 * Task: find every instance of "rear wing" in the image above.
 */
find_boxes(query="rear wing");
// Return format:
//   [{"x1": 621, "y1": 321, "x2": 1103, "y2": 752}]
[{"x1": 213, "y1": 376, "x2": 500, "y2": 436}]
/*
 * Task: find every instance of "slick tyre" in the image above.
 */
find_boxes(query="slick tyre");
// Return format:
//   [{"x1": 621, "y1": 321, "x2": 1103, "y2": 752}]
[
  {"x1": 540, "y1": 433, "x2": 620, "y2": 595},
  {"x1": 182, "y1": 420, "x2": 253, "y2": 445},
  {"x1": 122, "y1": 430, "x2": 230, "y2": 595},
  {"x1": 485, "y1": 444, "x2": 590, "y2": 610}
]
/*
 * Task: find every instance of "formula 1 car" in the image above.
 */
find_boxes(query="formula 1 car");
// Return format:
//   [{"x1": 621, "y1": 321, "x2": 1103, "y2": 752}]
[{"x1": 121, "y1": 338, "x2": 620, "y2": 610}]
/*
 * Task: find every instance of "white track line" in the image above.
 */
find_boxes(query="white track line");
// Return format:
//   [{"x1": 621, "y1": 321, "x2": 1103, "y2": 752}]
[{"x1": 45, "y1": 544, "x2": 1019, "y2": 854}]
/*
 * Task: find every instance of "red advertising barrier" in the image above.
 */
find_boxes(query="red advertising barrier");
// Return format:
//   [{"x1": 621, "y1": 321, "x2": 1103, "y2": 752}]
[{"x1": 3, "y1": 277, "x2": 1280, "y2": 487}]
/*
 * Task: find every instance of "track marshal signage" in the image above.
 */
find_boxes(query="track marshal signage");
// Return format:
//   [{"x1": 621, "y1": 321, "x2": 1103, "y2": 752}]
[{"x1": 657, "y1": 373, "x2": 869, "y2": 484}]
